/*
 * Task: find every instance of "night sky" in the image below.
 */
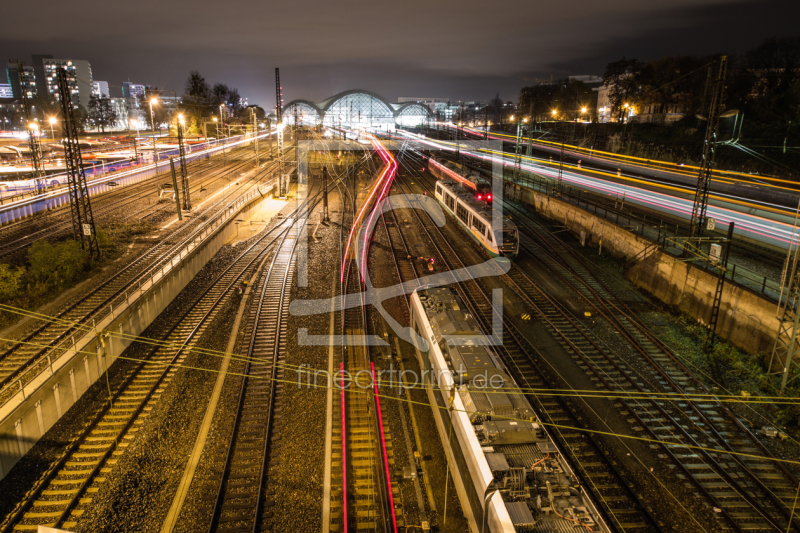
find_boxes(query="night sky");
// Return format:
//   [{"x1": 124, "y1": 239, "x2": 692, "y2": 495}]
[{"x1": 2, "y1": 0, "x2": 797, "y2": 108}]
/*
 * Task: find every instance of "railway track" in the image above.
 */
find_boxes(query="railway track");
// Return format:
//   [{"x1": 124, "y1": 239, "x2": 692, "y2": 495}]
[
  {"x1": 0, "y1": 205, "x2": 297, "y2": 533},
  {"x1": 328, "y1": 151, "x2": 400, "y2": 533},
  {"x1": 391, "y1": 157, "x2": 660, "y2": 532},
  {"x1": 200, "y1": 219, "x2": 301, "y2": 533},
  {"x1": 405, "y1": 155, "x2": 800, "y2": 531},
  {"x1": 0, "y1": 145, "x2": 268, "y2": 260},
  {"x1": 0, "y1": 159, "x2": 284, "y2": 401},
  {"x1": 497, "y1": 200, "x2": 800, "y2": 532}
]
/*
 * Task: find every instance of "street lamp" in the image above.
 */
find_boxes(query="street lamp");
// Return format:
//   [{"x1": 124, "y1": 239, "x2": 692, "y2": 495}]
[
  {"x1": 48, "y1": 117, "x2": 56, "y2": 140},
  {"x1": 149, "y1": 98, "x2": 161, "y2": 191},
  {"x1": 219, "y1": 104, "x2": 226, "y2": 162}
]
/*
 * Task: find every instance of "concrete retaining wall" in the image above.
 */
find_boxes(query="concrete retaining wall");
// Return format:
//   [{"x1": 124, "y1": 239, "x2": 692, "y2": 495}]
[
  {"x1": 0, "y1": 190, "x2": 270, "y2": 479},
  {"x1": 504, "y1": 181, "x2": 780, "y2": 356}
]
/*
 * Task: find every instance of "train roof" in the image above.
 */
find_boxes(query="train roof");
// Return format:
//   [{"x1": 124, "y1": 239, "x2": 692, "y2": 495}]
[
  {"x1": 417, "y1": 286, "x2": 483, "y2": 340},
  {"x1": 437, "y1": 179, "x2": 517, "y2": 230},
  {"x1": 414, "y1": 285, "x2": 604, "y2": 531}
]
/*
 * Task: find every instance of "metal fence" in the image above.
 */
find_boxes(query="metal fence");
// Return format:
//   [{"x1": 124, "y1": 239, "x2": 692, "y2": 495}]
[{"x1": 505, "y1": 168, "x2": 783, "y2": 303}]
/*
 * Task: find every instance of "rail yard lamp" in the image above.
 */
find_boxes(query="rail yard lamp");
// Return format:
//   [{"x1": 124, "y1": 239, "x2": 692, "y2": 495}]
[
  {"x1": 149, "y1": 98, "x2": 160, "y2": 189},
  {"x1": 219, "y1": 104, "x2": 226, "y2": 164}
]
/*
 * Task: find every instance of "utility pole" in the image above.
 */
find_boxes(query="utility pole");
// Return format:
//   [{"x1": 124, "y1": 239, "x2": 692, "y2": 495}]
[
  {"x1": 771, "y1": 201, "x2": 800, "y2": 394},
  {"x1": 149, "y1": 96, "x2": 160, "y2": 193},
  {"x1": 219, "y1": 105, "x2": 226, "y2": 166},
  {"x1": 515, "y1": 120, "x2": 523, "y2": 180},
  {"x1": 19, "y1": 64, "x2": 44, "y2": 194},
  {"x1": 275, "y1": 68, "x2": 285, "y2": 197},
  {"x1": 323, "y1": 165, "x2": 329, "y2": 222},
  {"x1": 265, "y1": 117, "x2": 272, "y2": 159},
  {"x1": 170, "y1": 158, "x2": 182, "y2": 220},
  {"x1": 705, "y1": 222, "x2": 735, "y2": 354},
  {"x1": 689, "y1": 56, "x2": 728, "y2": 240},
  {"x1": 252, "y1": 108, "x2": 259, "y2": 168},
  {"x1": 57, "y1": 67, "x2": 99, "y2": 258},
  {"x1": 558, "y1": 125, "x2": 565, "y2": 192},
  {"x1": 177, "y1": 116, "x2": 191, "y2": 211},
  {"x1": 527, "y1": 102, "x2": 534, "y2": 157}
]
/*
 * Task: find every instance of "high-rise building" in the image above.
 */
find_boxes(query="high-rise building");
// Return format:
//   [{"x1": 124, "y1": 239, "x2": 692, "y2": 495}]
[
  {"x1": 6, "y1": 61, "x2": 37, "y2": 99},
  {"x1": 92, "y1": 81, "x2": 109, "y2": 97},
  {"x1": 31, "y1": 54, "x2": 53, "y2": 97},
  {"x1": 42, "y1": 58, "x2": 93, "y2": 109},
  {"x1": 122, "y1": 82, "x2": 150, "y2": 100}
]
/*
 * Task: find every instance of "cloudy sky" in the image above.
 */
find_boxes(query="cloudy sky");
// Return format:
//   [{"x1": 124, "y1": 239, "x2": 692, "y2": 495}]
[{"x1": 1, "y1": 0, "x2": 797, "y2": 108}]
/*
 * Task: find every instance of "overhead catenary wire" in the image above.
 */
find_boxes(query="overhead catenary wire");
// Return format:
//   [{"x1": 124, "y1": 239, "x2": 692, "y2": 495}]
[
  {"x1": 8, "y1": 334, "x2": 798, "y2": 471},
  {"x1": 6, "y1": 327, "x2": 800, "y2": 408}
]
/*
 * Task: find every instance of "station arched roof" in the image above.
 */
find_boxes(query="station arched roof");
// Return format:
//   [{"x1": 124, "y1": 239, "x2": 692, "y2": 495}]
[
  {"x1": 282, "y1": 90, "x2": 431, "y2": 124},
  {"x1": 395, "y1": 101, "x2": 434, "y2": 117}
]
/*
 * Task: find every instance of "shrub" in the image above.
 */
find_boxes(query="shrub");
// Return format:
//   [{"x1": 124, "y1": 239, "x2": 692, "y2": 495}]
[
  {"x1": 27, "y1": 240, "x2": 89, "y2": 293},
  {"x1": 0, "y1": 264, "x2": 25, "y2": 301}
]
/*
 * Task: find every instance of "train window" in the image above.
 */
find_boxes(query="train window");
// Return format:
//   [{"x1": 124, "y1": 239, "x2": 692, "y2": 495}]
[
  {"x1": 456, "y1": 204, "x2": 469, "y2": 224},
  {"x1": 472, "y1": 218, "x2": 486, "y2": 236},
  {"x1": 446, "y1": 194, "x2": 455, "y2": 210},
  {"x1": 436, "y1": 183, "x2": 442, "y2": 196}
]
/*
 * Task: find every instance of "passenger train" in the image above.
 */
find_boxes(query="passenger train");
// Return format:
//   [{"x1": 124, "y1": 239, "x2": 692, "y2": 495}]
[
  {"x1": 434, "y1": 179, "x2": 519, "y2": 258},
  {"x1": 410, "y1": 285, "x2": 609, "y2": 533},
  {"x1": 428, "y1": 157, "x2": 492, "y2": 202}
]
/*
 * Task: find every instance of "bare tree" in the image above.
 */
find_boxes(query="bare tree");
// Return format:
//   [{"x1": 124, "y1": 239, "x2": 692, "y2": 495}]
[{"x1": 88, "y1": 95, "x2": 118, "y2": 133}]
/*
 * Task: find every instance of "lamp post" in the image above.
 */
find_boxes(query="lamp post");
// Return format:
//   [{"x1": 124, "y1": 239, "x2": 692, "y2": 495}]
[
  {"x1": 130, "y1": 119, "x2": 140, "y2": 163},
  {"x1": 48, "y1": 117, "x2": 56, "y2": 140},
  {"x1": 219, "y1": 104, "x2": 226, "y2": 165},
  {"x1": 149, "y1": 98, "x2": 161, "y2": 191}
]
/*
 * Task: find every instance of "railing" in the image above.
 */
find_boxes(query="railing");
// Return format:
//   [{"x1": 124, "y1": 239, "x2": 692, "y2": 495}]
[
  {"x1": 0, "y1": 131, "x2": 267, "y2": 209},
  {"x1": 0, "y1": 183, "x2": 265, "y2": 411},
  {"x1": 504, "y1": 168, "x2": 783, "y2": 302}
]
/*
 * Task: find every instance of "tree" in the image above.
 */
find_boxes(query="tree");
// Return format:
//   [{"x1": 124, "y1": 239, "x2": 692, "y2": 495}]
[
  {"x1": 211, "y1": 83, "x2": 230, "y2": 109},
  {"x1": 182, "y1": 71, "x2": 212, "y2": 129},
  {"x1": 248, "y1": 106, "x2": 266, "y2": 119},
  {"x1": 184, "y1": 70, "x2": 210, "y2": 103},
  {"x1": 602, "y1": 57, "x2": 644, "y2": 121},
  {"x1": 487, "y1": 93, "x2": 504, "y2": 124},
  {"x1": 520, "y1": 84, "x2": 558, "y2": 122},
  {"x1": 88, "y1": 95, "x2": 118, "y2": 133},
  {"x1": 0, "y1": 264, "x2": 25, "y2": 301},
  {"x1": 27, "y1": 240, "x2": 88, "y2": 293},
  {"x1": 745, "y1": 36, "x2": 800, "y2": 115},
  {"x1": 227, "y1": 87, "x2": 243, "y2": 115}
]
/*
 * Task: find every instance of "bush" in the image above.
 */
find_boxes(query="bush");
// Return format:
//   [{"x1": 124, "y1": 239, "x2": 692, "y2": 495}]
[
  {"x1": 0, "y1": 264, "x2": 25, "y2": 301},
  {"x1": 27, "y1": 240, "x2": 89, "y2": 294}
]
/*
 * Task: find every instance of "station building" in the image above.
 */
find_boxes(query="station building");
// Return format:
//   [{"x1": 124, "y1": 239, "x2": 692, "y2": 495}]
[{"x1": 282, "y1": 89, "x2": 433, "y2": 129}]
